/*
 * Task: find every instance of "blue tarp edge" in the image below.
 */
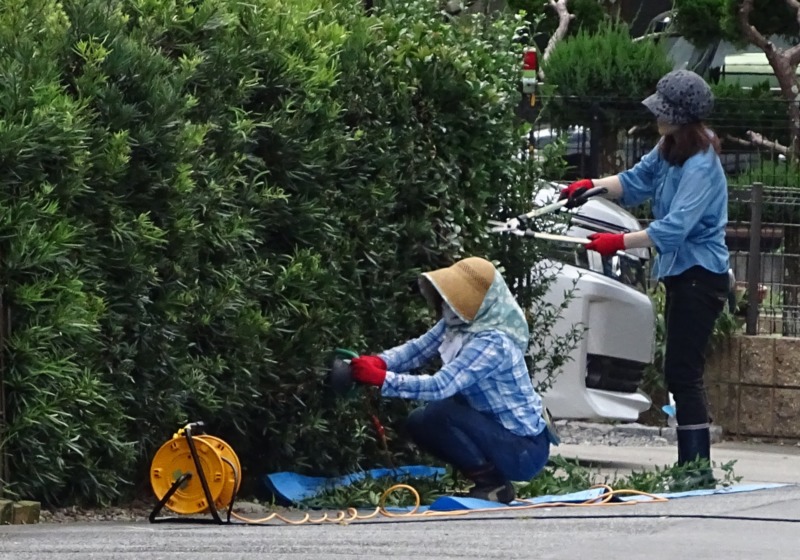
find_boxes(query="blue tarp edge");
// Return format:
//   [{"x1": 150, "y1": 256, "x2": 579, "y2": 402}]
[{"x1": 263, "y1": 465, "x2": 792, "y2": 509}]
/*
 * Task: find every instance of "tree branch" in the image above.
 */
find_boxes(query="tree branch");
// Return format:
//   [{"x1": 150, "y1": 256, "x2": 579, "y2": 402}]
[
  {"x1": 736, "y1": 0, "x2": 800, "y2": 158},
  {"x1": 633, "y1": 31, "x2": 667, "y2": 43},
  {"x1": 787, "y1": 0, "x2": 800, "y2": 28},
  {"x1": 786, "y1": 44, "x2": 800, "y2": 66},
  {"x1": 747, "y1": 130, "x2": 791, "y2": 155},
  {"x1": 738, "y1": 0, "x2": 771, "y2": 52},
  {"x1": 784, "y1": 0, "x2": 800, "y2": 65},
  {"x1": 723, "y1": 134, "x2": 754, "y2": 148},
  {"x1": 724, "y1": 131, "x2": 791, "y2": 156},
  {"x1": 542, "y1": 0, "x2": 575, "y2": 63}
]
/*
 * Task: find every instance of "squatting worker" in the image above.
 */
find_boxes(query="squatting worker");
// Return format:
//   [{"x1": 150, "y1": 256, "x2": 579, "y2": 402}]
[
  {"x1": 349, "y1": 257, "x2": 554, "y2": 504},
  {"x1": 560, "y1": 69, "x2": 730, "y2": 486}
]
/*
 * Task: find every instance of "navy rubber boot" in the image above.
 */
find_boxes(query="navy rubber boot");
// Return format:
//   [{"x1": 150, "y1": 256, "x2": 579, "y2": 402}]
[
  {"x1": 464, "y1": 466, "x2": 516, "y2": 504},
  {"x1": 674, "y1": 424, "x2": 716, "y2": 491}
]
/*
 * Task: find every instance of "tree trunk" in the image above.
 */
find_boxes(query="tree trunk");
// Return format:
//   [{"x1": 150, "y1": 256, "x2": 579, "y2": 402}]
[
  {"x1": 599, "y1": 128, "x2": 627, "y2": 176},
  {"x1": 737, "y1": 0, "x2": 800, "y2": 334},
  {"x1": 738, "y1": 0, "x2": 800, "y2": 160}
]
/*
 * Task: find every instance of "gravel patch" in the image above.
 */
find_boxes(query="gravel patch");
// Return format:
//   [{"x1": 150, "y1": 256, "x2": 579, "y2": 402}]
[
  {"x1": 38, "y1": 500, "x2": 280, "y2": 525},
  {"x1": 553, "y1": 420, "x2": 724, "y2": 447},
  {"x1": 39, "y1": 502, "x2": 152, "y2": 524}
]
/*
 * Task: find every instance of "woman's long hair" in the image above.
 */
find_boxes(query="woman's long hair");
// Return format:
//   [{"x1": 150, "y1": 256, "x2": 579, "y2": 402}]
[{"x1": 659, "y1": 122, "x2": 722, "y2": 166}]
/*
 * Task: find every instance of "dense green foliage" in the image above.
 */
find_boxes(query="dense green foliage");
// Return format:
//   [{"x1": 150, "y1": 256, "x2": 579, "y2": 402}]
[
  {"x1": 0, "y1": 0, "x2": 579, "y2": 505},
  {"x1": 672, "y1": 0, "x2": 800, "y2": 47},
  {"x1": 534, "y1": 21, "x2": 671, "y2": 175},
  {"x1": 508, "y1": 0, "x2": 608, "y2": 40},
  {"x1": 710, "y1": 82, "x2": 790, "y2": 143},
  {"x1": 542, "y1": 21, "x2": 671, "y2": 102}
]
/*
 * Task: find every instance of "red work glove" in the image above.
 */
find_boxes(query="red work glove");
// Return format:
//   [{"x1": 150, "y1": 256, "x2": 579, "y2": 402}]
[
  {"x1": 585, "y1": 232, "x2": 626, "y2": 257},
  {"x1": 351, "y1": 355, "x2": 387, "y2": 387},
  {"x1": 559, "y1": 179, "x2": 594, "y2": 208}
]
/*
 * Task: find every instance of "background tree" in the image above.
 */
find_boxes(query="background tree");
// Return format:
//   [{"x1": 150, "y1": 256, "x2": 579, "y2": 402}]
[
  {"x1": 540, "y1": 20, "x2": 672, "y2": 175},
  {"x1": 508, "y1": 0, "x2": 606, "y2": 54},
  {"x1": 672, "y1": 1, "x2": 800, "y2": 335},
  {"x1": 672, "y1": 0, "x2": 800, "y2": 157}
]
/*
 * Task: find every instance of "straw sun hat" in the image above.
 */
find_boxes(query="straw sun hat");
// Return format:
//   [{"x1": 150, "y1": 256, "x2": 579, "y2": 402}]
[{"x1": 419, "y1": 257, "x2": 496, "y2": 322}]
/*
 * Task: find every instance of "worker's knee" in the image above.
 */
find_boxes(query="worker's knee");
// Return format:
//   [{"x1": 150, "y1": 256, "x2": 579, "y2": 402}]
[
  {"x1": 405, "y1": 400, "x2": 459, "y2": 443},
  {"x1": 405, "y1": 406, "x2": 426, "y2": 438}
]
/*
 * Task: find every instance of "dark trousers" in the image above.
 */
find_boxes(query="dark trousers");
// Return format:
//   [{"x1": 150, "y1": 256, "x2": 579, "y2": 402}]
[
  {"x1": 405, "y1": 398, "x2": 550, "y2": 482},
  {"x1": 663, "y1": 266, "x2": 729, "y2": 426}
]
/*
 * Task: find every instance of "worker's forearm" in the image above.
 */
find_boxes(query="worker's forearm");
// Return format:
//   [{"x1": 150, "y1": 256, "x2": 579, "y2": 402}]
[
  {"x1": 592, "y1": 176, "x2": 624, "y2": 200},
  {"x1": 623, "y1": 229, "x2": 653, "y2": 249}
]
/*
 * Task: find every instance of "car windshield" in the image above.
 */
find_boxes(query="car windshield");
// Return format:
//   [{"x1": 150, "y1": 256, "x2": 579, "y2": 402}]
[{"x1": 544, "y1": 239, "x2": 649, "y2": 294}]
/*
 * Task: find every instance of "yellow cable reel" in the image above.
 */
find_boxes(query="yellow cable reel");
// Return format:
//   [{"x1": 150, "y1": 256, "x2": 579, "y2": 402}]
[{"x1": 150, "y1": 424, "x2": 241, "y2": 516}]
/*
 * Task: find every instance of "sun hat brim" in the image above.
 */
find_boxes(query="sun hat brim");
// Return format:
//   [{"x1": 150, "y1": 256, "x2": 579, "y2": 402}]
[
  {"x1": 420, "y1": 258, "x2": 495, "y2": 322},
  {"x1": 642, "y1": 91, "x2": 693, "y2": 125}
]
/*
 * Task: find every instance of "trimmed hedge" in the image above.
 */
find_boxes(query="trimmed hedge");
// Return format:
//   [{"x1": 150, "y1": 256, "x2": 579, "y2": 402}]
[{"x1": 0, "y1": 0, "x2": 573, "y2": 505}]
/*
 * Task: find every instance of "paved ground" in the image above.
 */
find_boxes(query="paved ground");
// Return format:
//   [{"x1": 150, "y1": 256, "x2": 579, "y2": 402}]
[
  {"x1": 2, "y1": 486, "x2": 799, "y2": 559},
  {"x1": 556, "y1": 440, "x2": 800, "y2": 485},
  {"x1": 3, "y1": 441, "x2": 800, "y2": 559}
]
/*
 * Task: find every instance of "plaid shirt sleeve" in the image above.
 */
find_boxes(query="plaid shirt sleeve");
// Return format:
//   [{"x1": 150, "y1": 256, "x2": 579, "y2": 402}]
[
  {"x1": 377, "y1": 320, "x2": 445, "y2": 373},
  {"x1": 380, "y1": 332, "x2": 502, "y2": 401}
]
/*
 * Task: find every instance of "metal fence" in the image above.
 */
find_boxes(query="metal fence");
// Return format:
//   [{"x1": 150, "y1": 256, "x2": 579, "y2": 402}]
[
  {"x1": 526, "y1": 95, "x2": 796, "y2": 181},
  {"x1": 527, "y1": 95, "x2": 800, "y2": 337},
  {"x1": 728, "y1": 184, "x2": 800, "y2": 337}
]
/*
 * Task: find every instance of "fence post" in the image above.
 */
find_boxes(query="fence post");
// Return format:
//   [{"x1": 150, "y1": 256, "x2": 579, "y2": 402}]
[{"x1": 746, "y1": 182, "x2": 763, "y2": 335}]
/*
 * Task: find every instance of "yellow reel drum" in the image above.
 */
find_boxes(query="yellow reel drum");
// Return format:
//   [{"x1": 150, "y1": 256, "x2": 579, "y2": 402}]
[{"x1": 150, "y1": 431, "x2": 241, "y2": 515}]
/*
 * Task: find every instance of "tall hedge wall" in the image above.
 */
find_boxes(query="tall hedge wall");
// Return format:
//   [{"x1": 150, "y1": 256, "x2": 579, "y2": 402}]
[{"x1": 0, "y1": 0, "x2": 569, "y2": 505}]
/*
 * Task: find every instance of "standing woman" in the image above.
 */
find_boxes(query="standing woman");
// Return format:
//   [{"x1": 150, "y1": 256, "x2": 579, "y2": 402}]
[{"x1": 560, "y1": 70, "x2": 730, "y2": 485}]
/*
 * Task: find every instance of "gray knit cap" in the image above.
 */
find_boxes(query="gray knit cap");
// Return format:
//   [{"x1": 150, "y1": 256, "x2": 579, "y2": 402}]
[{"x1": 642, "y1": 70, "x2": 714, "y2": 125}]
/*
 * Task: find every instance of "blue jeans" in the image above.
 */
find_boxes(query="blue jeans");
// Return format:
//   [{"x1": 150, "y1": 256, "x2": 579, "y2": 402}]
[{"x1": 405, "y1": 397, "x2": 550, "y2": 481}]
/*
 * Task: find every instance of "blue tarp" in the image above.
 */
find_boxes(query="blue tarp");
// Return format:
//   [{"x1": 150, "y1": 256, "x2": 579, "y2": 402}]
[
  {"x1": 624, "y1": 483, "x2": 789, "y2": 501},
  {"x1": 263, "y1": 466, "x2": 447, "y2": 504},
  {"x1": 263, "y1": 465, "x2": 789, "y2": 510}
]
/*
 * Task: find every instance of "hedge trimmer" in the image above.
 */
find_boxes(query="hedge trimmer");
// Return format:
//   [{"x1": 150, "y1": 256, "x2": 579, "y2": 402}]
[
  {"x1": 487, "y1": 185, "x2": 609, "y2": 243},
  {"x1": 329, "y1": 347, "x2": 393, "y2": 467}
]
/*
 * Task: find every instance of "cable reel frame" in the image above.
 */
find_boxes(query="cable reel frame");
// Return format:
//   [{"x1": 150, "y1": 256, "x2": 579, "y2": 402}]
[{"x1": 149, "y1": 421, "x2": 240, "y2": 525}]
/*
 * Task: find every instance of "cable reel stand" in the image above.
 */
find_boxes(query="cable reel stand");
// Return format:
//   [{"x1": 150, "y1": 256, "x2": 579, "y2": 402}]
[
  {"x1": 149, "y1": 349, "x2": 358, "y2": 524},
  {"x1": 149, "y1": 421, "x2": 241, "y2": 524}
]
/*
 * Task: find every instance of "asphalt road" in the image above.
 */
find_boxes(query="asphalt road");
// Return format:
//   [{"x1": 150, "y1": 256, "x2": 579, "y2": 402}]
[{"x1": 2, "y1": 485, "x2": 799, "y2": 559}]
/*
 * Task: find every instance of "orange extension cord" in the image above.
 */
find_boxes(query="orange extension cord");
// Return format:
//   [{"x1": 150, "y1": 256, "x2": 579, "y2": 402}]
[{"x1": 227, "y1": 483, "x2": 668, "y2": 525}]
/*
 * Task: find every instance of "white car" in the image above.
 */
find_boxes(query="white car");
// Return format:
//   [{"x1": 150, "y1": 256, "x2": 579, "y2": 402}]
[{"x1": 524, "y1": 184, "x2": 657, "y2": 422}]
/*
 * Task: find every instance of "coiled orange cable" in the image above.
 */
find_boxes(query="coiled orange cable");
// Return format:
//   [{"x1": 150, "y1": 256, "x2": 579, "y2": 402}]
[{"x1": 228, "y1": 482, "x2": 668, "y2": 525}]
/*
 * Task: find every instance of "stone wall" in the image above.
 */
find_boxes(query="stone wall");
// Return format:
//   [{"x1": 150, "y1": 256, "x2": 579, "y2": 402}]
[{"x1": 706, "y1": 335, "x2": 800, "y2": 439}]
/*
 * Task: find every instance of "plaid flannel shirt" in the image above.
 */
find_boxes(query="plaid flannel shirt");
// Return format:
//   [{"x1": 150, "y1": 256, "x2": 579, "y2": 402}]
[{"x1": 379, "y1": 320, "x2": 546, "y2": 438}]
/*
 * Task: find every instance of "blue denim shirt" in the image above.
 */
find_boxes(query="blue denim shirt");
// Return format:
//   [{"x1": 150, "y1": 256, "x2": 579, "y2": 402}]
[
  {"x1": 618, "y1": 143, "x2": 729, "y2": 279},
  {"x1": 378, "y1": 321, "x2": 547, "y2": 438}
]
